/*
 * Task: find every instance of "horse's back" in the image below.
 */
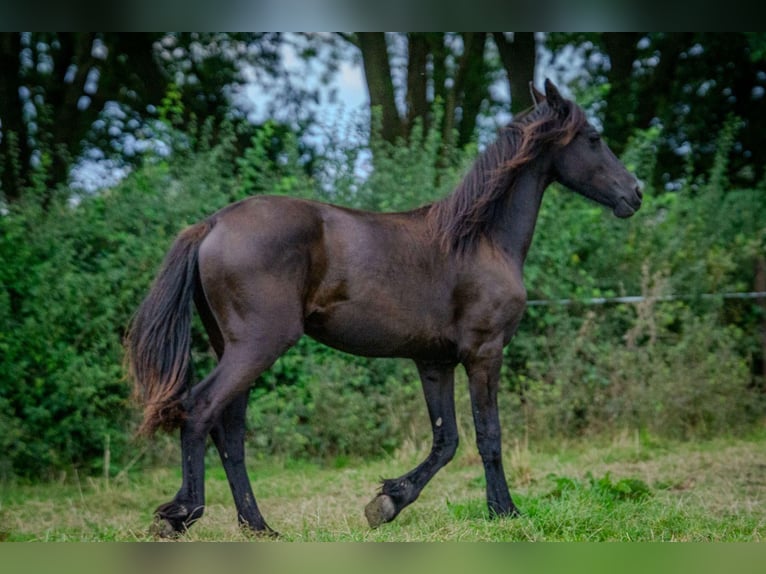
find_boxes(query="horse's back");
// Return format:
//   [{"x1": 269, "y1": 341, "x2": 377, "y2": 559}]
[{"x1": 199, "y1": 194, "x2": 426, "y2": 276}]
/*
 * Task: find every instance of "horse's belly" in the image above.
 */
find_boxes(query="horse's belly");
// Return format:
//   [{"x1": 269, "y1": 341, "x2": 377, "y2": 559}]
[{"x1": 304, "y1": 304, "x2": 455, "y2": 360}]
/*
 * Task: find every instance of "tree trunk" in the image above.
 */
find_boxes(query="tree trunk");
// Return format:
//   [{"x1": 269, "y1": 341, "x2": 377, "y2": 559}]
[
  {"x1": 456, "y1": 32, "x2": 487, "y2": 147},
  {"x1": 45, "y1": 33, "x2": 98, "y2": 194},
  {"x1": 443, "y1": 32, "x2": 487, "y2": 148},
  {"x1": 0, "y1": 33, "x2": 29, "y2": 202},
  {"x1": 601, "y1": 32, "x2": 641, "y2": 153},
  {"x1": 428, "y1": 33, "x2": 447, "y2": 108},
  {"x1": 406, "y1": 33, "x2": 429, "y2": 134},
  {"x1": 493, "y1": 32, "x2": 537, "y2": 115},
  {"x1": 358, "y1": 33, "x2": 403, "y2": 143}
]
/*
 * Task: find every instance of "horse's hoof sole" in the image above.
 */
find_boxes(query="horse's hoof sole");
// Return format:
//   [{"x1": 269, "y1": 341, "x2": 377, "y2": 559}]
[{"x1": 364, "y1": 494, "x2": 396, "y2": 528}]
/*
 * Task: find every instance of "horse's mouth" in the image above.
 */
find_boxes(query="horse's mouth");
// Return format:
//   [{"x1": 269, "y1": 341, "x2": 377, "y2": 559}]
[{"x1": 613, "y1": 196, "x2": 641, "y2": 218}]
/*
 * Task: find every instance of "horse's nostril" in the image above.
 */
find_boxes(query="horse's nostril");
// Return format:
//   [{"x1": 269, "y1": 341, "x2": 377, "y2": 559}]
[{"x1": 635, "y1": 180, "x2": 644, "y2": 200}]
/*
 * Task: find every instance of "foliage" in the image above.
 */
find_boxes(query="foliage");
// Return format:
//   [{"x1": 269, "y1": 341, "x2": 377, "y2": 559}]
[
  {"x1": 0, "y1": 32, "x2": 326, "y2": 201},
  {"x1": 1, "y1": 434, "x2": 763, "y2": 541},
  {"x1": 545, "y1": 472, "x2": 652, "y2": 505},
  {"x1": 360, "y1": 109, "x2": 472, "y2": 212},
  {"x1": 505, "y1": 120, "x2": 765, "y2": 442},
  {"x1": 4, "y1": 32, "x2": 764, "y2": 206},
  {"x1": 548, "y1": 33, "x2": 766, "y2": 188},
  {"x1": 247, "y1": 340, "x2": 423, "y2": 462},
  {"x1": 1, "y1": 93, "x2": 764, "y2": 479},
  {"x1": 0, "y1": 131, "x2": 243, "y2": 478}
]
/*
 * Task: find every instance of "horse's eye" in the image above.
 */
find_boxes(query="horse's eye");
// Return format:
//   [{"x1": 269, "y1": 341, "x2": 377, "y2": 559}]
[{"x1": 588, "y1": 131, "x2": 600, "y2": 144}]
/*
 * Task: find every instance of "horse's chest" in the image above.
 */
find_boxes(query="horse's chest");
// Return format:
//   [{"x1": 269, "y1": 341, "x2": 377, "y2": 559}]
[{"x1": 454, "y1": 273, "x2": 527, "y2": 336}]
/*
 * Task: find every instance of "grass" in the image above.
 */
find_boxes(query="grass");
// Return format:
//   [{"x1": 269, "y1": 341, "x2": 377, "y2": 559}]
[{"x1": 1, "y1": 430, "x2": 764, "y2": 542}]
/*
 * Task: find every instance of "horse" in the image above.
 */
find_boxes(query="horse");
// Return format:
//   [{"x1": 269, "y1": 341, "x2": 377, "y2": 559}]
[{"x1": 125, "y1": 79, "x2": 642, "y2": 537}]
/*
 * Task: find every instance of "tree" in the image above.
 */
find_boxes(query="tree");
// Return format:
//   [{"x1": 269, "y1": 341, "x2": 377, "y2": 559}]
[
  {"x1": 344, "y1": 33, "x2": 538, "y2": 149},
  {"x1": 0, "y1": 33, "x2": 164, "y2": 202},
  {"x1": 0, "y1": 32, "x2": 298, "y2": 204},
  {"x1": 548, "y1": 32, "x2": 766, "y2": 187}
]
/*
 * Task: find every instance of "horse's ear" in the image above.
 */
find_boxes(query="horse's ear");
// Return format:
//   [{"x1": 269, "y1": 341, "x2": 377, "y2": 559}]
[
  {"x1": 529, "y1": 82, "x2": 545, "y2": 107},
  {"x1": 544, "y1": 78, "x2": 565, "y2": 112}
]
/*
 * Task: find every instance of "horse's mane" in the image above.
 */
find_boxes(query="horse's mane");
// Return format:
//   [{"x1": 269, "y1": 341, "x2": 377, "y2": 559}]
[{"x1": 427, "y1": 98, "x2": 587, "y2": 253}]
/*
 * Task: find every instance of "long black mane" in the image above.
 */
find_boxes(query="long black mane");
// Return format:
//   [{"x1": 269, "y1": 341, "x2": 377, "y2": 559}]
[{"x1": 427, "y1": 100, "x2": 587, "y2": 253}]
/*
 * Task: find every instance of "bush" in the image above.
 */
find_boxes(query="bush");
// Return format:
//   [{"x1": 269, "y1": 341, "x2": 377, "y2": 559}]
[
  {"x1": 505, "y1": 303, "x2": 758, "y2": 441},
  {"x1": 0, "y1": 143, "x2": 241, "y2": 478},
  {"x1": 1, "y1": 117, "x2": 763, "y2": 480},
  {"x1": 503, "y1": 121, "x2": 766, "y2": 442},
  {"x1": 247, "y1": 340, "x2": 423, "y2": 462}
]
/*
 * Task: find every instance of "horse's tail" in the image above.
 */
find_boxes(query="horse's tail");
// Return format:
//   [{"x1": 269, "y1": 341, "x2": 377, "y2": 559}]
[{"x1": 125, "y1": 220, "x2": 214, "y2": 437}]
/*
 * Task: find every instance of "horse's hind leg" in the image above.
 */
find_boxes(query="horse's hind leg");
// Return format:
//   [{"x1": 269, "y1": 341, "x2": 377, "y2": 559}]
[
  {"x1": 210, "y1": 392, "x2": 276, "y2": 536},
  {"x1": 195, "y1": 283, "x2": 275, "y2": 534},
  {"x1": 152, "y1": 339, "x2": 290, "y2": 537},
  {"x1": 365, "y1": 361, "x2": 459, "y2": 527},
  {"x1": 150, "y1": 360, "x2": 229, "y2": 538}
]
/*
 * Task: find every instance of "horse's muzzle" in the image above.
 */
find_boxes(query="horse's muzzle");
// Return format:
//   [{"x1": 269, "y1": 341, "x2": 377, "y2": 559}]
[{"x1": 613, "y1": 184, "x2": 643, "y2": 218}]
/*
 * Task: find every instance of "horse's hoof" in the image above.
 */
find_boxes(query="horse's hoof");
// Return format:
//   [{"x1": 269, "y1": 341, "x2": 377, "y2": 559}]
[
  {"x1": 253, "y1": 527, "x2": 281, "y2": 539},
  {"x1": 150, "y1": 501, "x2": 202, "y2": 538},
  {"x1": 240, "y1": 522, "x2": 280, "y2": 539},
  {"x1": 149, "y1": 516, "x2": 183, "y2": 539},
  {"x1": 364, "y1": 494, "x2": 397, "y2": 528}
]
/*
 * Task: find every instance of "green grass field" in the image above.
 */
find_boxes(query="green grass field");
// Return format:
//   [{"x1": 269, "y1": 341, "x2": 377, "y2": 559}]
[{"x1": 1, "y1": 431, "x2": 764, "y2": 542}]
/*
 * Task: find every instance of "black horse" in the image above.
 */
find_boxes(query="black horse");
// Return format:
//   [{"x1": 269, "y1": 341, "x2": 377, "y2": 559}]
[{"x1": 126, "y1": 79, "x2": 642, "y2": 537}]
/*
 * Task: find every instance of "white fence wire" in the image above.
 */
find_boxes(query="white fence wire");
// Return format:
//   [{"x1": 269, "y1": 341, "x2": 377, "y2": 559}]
[{"x1": 526, "y1": 291, "x2": 766, "y2": 307}]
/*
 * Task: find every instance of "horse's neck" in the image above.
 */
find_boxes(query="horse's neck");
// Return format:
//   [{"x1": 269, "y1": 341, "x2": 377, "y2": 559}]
[{"x1": 491, "y1": 166, "x2": 550, "y2": 268}]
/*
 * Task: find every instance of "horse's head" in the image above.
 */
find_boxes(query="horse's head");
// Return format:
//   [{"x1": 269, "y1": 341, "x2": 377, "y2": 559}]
[{"x1": 534, "y1": 79, "x2": 642, "y2": 218}]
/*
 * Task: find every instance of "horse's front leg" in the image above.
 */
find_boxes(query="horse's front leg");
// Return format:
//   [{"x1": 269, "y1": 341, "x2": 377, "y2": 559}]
[
  {"x1": 365, "y1": 360, "x2": 459, "y2": 527},
  {"x1": 465, "y1": 350, "x2": 520, "y2": 518}
]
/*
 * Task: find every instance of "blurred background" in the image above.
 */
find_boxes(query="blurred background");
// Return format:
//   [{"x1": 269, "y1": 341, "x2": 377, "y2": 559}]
[{"x1": 1, "y1": 32, "x2": 765, "y2": 480}]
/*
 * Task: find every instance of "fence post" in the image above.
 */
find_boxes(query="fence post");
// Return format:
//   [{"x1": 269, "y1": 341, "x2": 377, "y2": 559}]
[{"x1": 756, "y1": 257, "x2": 766, "y2": 387}]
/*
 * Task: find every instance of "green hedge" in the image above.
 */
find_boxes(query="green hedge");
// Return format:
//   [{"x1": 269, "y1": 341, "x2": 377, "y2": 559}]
[{"x1": 1, "y1": 120, "x2": 763, "y2": 479}]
